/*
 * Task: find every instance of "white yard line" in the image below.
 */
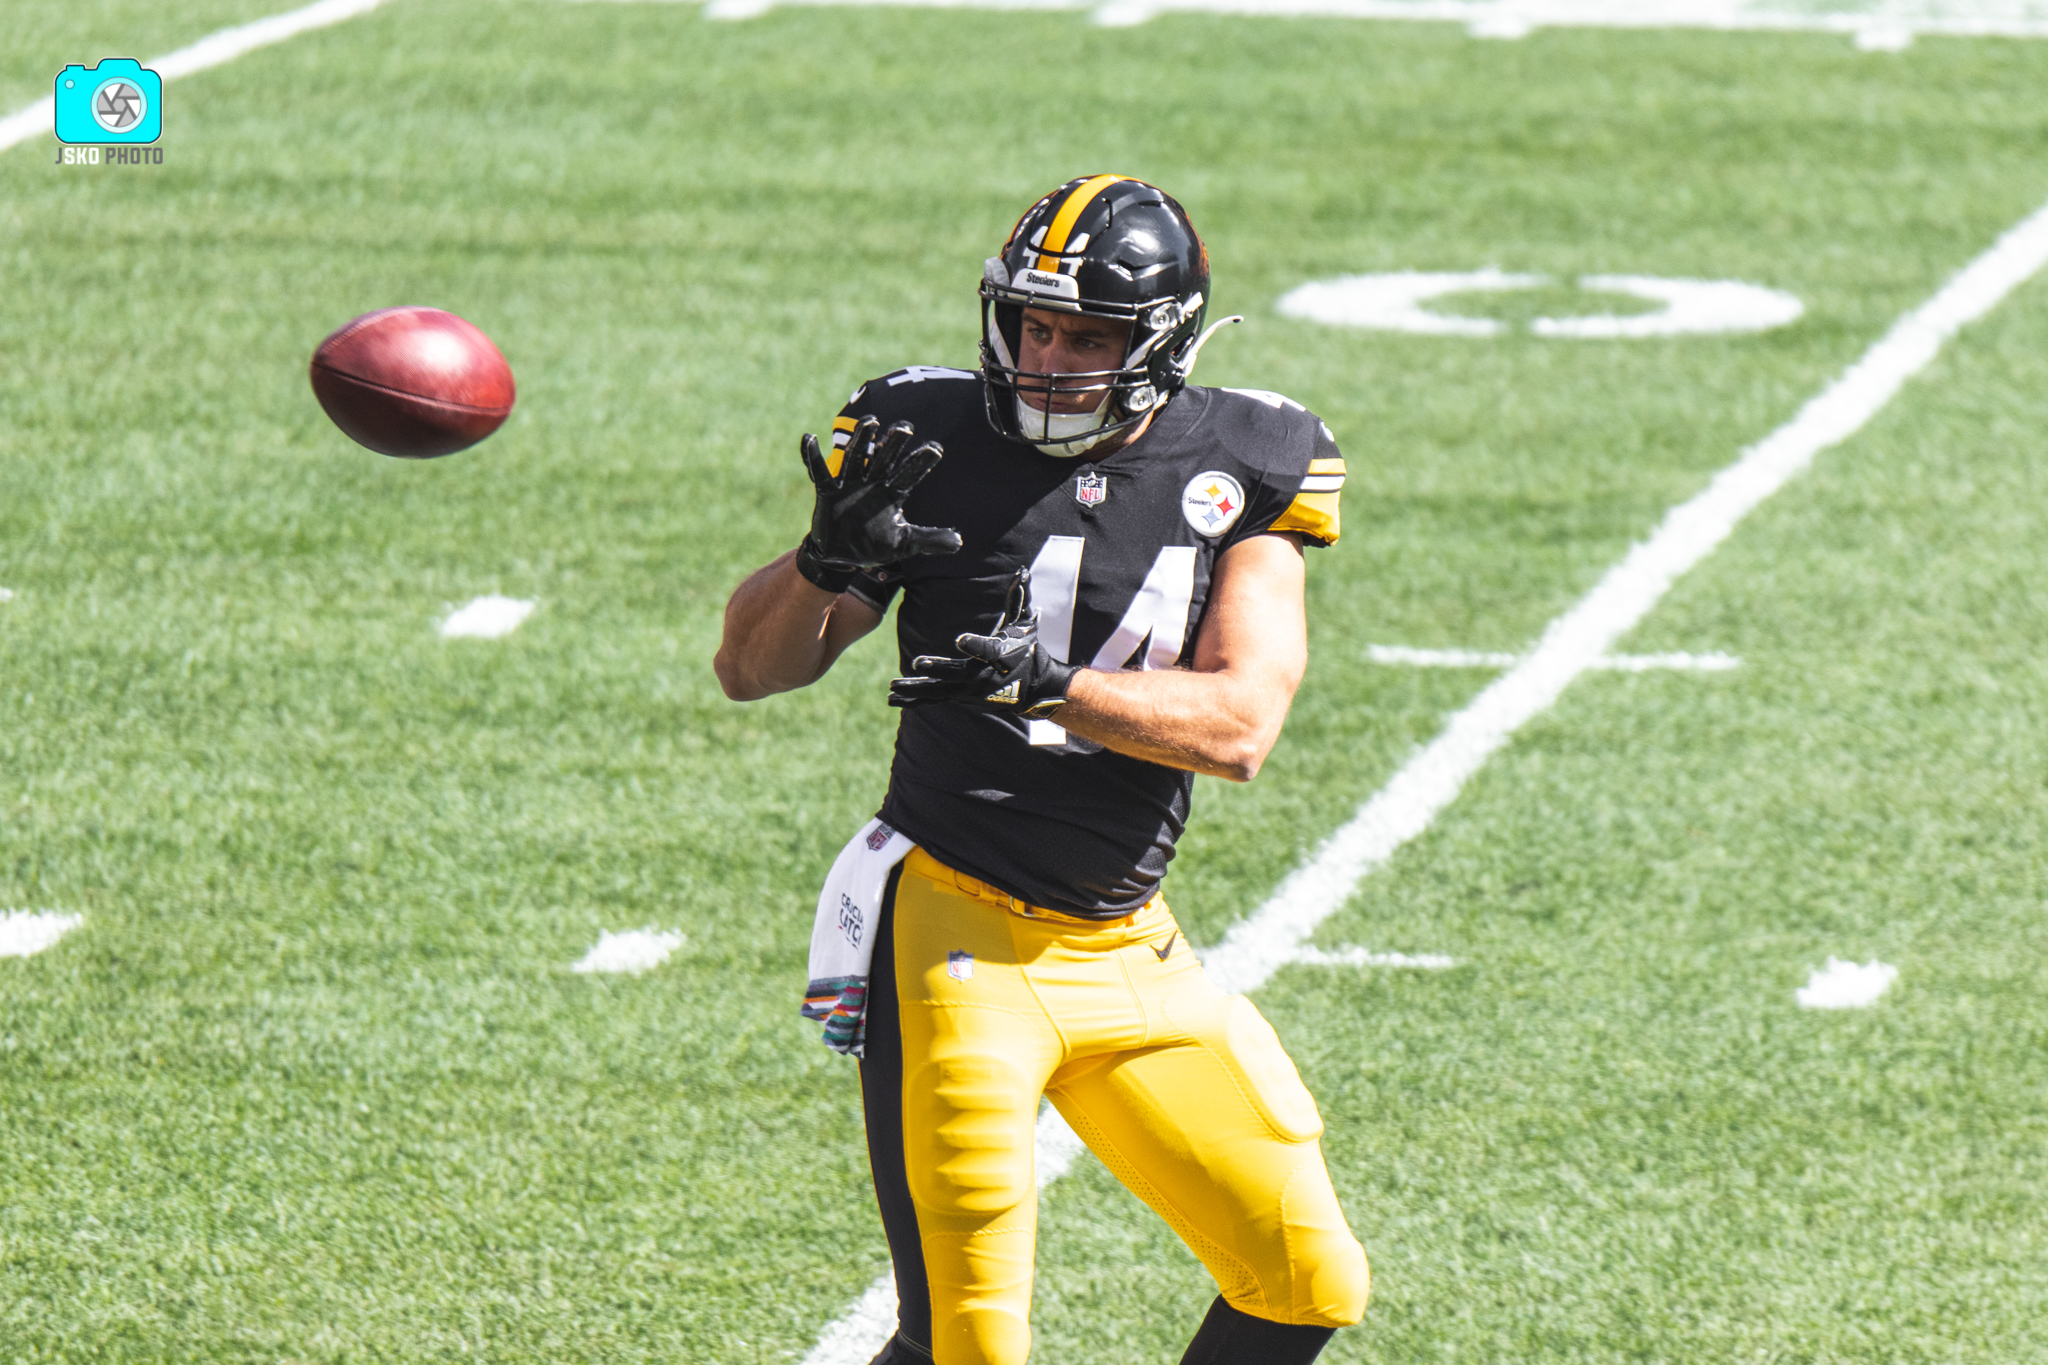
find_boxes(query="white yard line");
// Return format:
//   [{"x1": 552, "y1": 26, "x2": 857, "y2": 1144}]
[
  {"x1": 1208, "y1": 195, "x2": 2048, "y2": 996},
  {"x1": 692, "y1": 0, "x2": 2048, "y2": 38},
  {"x1": 803, "y1": 194, "x2": 2048, "y2": 1365},
  {"x1": 803, "y1": 1275, "x2": 905, "y2": 1363},
  {"x1": 0, "y1": 0, "x2": 389, "y2": 155}
]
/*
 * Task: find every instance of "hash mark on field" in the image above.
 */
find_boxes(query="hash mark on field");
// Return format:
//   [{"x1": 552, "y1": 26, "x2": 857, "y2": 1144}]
[
  {"x1": 0, "y1": 911, "x2": 83, "y2": 959},
  {"x1": 1796, "y1": 957, "x2": 1897, "y2": 1009},
  {"x1": 799, "y1": 182, "x2": 2048, "y2": 1365},
  {"x1": 440, "y1": 595, "x2": 536, "y2": 639},
  {"x1": 1292, "y1": 944, "x2": 1458, "y2": 969},
  {"x1": 572, "y1": 928, "x2": 684, "y2": 974},
  {"x1": 1366, "y1": 644, "x2": 1740, "y2": 671},
  {"x1": 0, "y1": 0, "x2": 391, "y2": 155}
]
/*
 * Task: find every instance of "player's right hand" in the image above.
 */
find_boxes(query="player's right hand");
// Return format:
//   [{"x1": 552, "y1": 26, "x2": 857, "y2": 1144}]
[{"x1": 795, "y1": 417, "x2": 962, "y2": 590}]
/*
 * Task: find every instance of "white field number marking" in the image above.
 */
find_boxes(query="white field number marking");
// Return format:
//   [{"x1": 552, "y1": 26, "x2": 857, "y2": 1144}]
[
  {"x1": 0, "y1": 911, "x2": 83, "y2": 959},
  {"x1": 1367, "y1": 644, "x2": 1740, "y2": 671},
  {"x1": 440, "y1": 595, "x2": 536, "y2": 639},
  {"x1": 1795, "y1": 957, "x2": 1898, "y2": 1009},
  {"x1": 572, "y1": 928, "x2": 685, "y2": 975},
  {"x1": 0, "y1": 0, "x2": 391, "y2": 155},
  {"x1": 1276, "y1": 271, "x2": 1803, "y2": 338},
  {"x1": 1279, "y1": 269, "x2": 1541, "y2": 336},
  {"x1": 800, "y1": 189, "x2": 2048, "y2": 1365}
]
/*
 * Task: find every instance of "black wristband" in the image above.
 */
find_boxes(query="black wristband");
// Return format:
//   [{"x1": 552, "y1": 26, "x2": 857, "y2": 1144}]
[{"x1": 794, "y1": 536, "x2": 856, "y2": 594}]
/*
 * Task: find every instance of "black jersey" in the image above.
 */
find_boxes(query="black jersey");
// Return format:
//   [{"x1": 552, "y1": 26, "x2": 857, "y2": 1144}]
[{"x1": 832, "y1": 367, "x2": 1346, "y2": 918}]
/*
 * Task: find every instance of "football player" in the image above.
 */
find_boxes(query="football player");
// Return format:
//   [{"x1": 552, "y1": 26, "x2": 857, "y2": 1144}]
[{"x1": 715, "y1": 175, "x2": 1364, "y2": 1365}]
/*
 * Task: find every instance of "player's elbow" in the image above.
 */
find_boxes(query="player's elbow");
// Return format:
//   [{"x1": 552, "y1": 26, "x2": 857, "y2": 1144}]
[
  {"x1": 712, "y1": 649, "x2": 756, "y2": 700},
  {"x1": 1217, "y1": 755, "x2": 1262, "y2": 783},
  {"x1": 713, "y1": 646, "x2": 779, "y2": 701},
  {"x1": 1211, "y1": 698, "x2": 1292, "y2": 781},
  {"x1": 715, "y1": 641, "x2": 830, "y2": 700},
  {"x1": 1212, "y1": 734, "x2": 1274, "y2": 783}
]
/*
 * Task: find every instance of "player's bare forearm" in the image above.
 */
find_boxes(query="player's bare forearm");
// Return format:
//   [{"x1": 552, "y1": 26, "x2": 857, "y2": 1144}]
[
  {"x1": 1058, "y1": 664, "x2": 1297, "y2": 781},
  {"x1": 713, "y1": 550, "x2": 882, "y2": 700},
  {"x1": 1058, "y1": 532, "x2": 1309, "y2": 781}
]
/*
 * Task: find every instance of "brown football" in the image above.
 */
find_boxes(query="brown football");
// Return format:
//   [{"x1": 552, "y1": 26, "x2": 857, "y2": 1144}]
[{"x1": 309, "y1": 307, "x2": 516, "y2": 458}]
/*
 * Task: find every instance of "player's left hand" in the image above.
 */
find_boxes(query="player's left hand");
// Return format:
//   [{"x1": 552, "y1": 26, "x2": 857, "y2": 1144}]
[{"x1": 888, "y1": 569, "x2": 1076, "y2": 719}]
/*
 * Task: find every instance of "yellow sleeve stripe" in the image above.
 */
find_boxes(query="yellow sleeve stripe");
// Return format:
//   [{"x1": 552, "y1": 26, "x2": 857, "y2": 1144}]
[
  {"x1": 1270, "y1": 488, "x2": 1340, "y2": 545},
  {"x1": 1308, "y1": 457, "x2": 1345, "y2": 474}
]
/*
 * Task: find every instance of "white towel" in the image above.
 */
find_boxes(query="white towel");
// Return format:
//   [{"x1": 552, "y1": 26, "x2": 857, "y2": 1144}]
[{"x1": 801, "y1": 816, "x2": 913, "y2": 1056}]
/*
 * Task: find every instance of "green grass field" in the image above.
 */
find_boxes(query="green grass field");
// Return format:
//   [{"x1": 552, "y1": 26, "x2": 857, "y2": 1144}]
[{"x1": 3, "y1": 3, "x2": 2047, "y2": 1361}]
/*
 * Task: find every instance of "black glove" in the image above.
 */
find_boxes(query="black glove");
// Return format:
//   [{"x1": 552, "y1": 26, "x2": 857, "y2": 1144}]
[
  {"x1": 889, "y1": 569, "x2": 1076, "y2": 719},
  {"x1": 795, "y1": 417, "x2": 961, "y2": 591}
]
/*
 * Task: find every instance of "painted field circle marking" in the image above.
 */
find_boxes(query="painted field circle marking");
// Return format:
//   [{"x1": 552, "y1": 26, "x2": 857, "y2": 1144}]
[{"x1": 1276, "y1": 270, "x2": 1803, "y2": 338}]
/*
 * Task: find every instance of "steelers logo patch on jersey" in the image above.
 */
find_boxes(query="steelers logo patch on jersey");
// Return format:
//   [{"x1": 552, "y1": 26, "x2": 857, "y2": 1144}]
[{"x1": 1181, "y1": 471, "x2": 1246, "y2": 538}]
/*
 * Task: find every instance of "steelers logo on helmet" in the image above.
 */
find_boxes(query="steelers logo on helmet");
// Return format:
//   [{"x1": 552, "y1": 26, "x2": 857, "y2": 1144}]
[
  {"x1": 979, "y1": 174, "x2": 1240, "y2": 458},
  {"x1": 1181, "y1": 471, "x2": 1246, "y2": 538}
]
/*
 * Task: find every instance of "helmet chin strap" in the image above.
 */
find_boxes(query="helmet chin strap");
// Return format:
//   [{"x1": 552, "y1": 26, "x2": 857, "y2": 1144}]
[{"x1": 1015, "y1": 395, "x2": 1115, "y2": 459}]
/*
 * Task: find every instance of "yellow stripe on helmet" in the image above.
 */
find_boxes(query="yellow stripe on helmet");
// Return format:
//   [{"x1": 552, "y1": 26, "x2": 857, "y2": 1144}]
[{"x1": 1036, "y1": 174, "x2": 1142, "y2": 272}]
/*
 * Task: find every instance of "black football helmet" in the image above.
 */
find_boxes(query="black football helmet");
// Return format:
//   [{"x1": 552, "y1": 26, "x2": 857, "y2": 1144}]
[{"x1": 980, "y1": 175, "x2": 1239, "y2": 457}]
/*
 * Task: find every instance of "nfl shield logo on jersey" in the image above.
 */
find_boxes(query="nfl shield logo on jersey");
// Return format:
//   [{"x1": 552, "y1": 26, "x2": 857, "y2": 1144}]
[{"x1": 1074, "y1": 468, "x2": 1107, "y2": 507}]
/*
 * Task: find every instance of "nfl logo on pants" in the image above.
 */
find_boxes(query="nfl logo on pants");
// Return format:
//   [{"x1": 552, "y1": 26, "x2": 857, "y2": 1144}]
[{"x1": 946, "y1": 950, "x2": 975, "y2": 982}]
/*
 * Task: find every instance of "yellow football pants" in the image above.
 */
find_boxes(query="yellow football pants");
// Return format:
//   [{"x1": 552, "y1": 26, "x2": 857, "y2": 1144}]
[{"x1": 864, "y1": 847, "x2": 1369, "y2": 1365}]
